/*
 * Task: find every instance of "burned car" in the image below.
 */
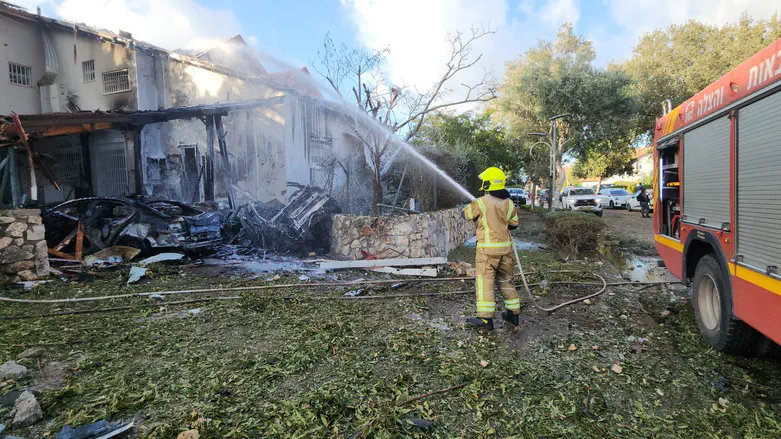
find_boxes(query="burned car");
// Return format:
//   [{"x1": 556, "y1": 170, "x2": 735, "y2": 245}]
[{"x1": 43, "y1": 197, "x2": 222, "y2": 256}]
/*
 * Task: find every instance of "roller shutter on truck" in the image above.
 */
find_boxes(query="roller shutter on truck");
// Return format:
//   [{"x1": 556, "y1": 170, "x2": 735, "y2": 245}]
[
  {"x1": 682, "y1": 116, "x2": 731, "y2": 229},
  {"x1": 737, "y1": 90, "x2": 781, "y2": 274}
]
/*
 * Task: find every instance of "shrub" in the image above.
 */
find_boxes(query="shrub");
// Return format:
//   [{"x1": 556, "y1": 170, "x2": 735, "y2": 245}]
[{"x1": 544, "y1": 211, "x2": 606, "y2": 257}]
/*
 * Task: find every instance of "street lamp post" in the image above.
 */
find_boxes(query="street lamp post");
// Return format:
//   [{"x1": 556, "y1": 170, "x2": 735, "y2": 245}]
[{"x1": 549, "y1": 114, "x2": 570, "y2": 212}]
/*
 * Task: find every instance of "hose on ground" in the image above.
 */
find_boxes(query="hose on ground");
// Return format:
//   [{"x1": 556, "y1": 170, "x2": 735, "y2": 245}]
[{"x1": 511, "y1": 236, "x2": 608, "y2": 313}]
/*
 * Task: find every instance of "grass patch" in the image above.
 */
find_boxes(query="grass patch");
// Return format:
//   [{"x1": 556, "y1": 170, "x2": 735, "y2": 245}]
[{"x1": 1, "y1": 247, "x2": 780, "y2": 437}]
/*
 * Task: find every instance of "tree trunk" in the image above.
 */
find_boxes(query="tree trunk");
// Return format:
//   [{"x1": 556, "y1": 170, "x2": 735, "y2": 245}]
[
  {"x1": 371, "y1": 153, "x2": 382, "y2": 216},
  {"x1": 531, "y1": 182, "x2": 537, "y2": 209},
  {"x1": 596, "y1": 178, "x2": 602, "y2": 194}
]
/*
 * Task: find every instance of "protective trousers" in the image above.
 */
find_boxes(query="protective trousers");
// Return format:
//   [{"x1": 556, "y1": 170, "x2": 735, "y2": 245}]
[{"x1": 475, "y1": 249, "x2": 521, "y2": 318}]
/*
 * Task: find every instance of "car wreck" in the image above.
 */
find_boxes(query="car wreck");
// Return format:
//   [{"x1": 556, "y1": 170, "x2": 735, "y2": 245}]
[{"x1": 43, "y1": 197, "x2": 222, "y2": 258}]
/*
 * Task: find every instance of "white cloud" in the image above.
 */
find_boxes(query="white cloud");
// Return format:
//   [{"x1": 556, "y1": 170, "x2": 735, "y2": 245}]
[
  {"x1": 340, "y1": 0, "x2": 575, "y2": 105},
  {"x1": 537, "y1": 0, "x2": 581, "y2": 27},
  {"x1": 600, "y1": 0, "x2": 781, "y2": 63},
  {"x1": 52, "y1": 0, "x2": 242, "y2": 50}
]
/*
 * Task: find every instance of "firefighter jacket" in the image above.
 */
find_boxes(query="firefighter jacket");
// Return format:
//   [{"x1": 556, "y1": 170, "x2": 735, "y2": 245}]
[{"x1": 463, "y1": 194, "x2": 520, "y2": 256}]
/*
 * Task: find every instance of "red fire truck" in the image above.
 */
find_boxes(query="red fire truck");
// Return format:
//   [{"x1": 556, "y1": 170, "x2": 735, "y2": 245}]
[{"x1": 653, "y1": 36, "x2": 781, "y2": 355}]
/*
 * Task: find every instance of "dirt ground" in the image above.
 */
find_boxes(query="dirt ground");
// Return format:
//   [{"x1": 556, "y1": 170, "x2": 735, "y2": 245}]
[
  {"x1": 1, "y1": 209, "x2": 780, "y2": 438},
  {"x1": 600, "y1": 207, "x2": 655, "y2": 249}
]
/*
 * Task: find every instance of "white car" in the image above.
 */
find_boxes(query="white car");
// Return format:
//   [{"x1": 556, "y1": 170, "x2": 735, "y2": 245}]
[
  {"x1": 626, "y1": 190, "x2": 654, "y2": 212},
  {"x1": 597, "y1": 188, "x2": 632, "y2": 209},
  {"x1": 561, "y1": 187, "x2": 603, "y2": 217}
]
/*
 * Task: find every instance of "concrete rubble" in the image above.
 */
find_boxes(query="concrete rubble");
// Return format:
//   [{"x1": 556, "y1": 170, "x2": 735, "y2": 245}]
[
  {"x1": 10, "y1": 391, "x2": 42, "y2": 427},
  {"x1": 0, "y1": 361, "x2": 27, "y2": 380}
]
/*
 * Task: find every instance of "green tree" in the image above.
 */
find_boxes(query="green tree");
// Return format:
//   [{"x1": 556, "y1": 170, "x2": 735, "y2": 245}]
[
  {"x1": 573, "y1": 143, "x2": 635, "y2": 192},
  {"x1": 620, "y1": 13, "x2": 781, "y2": 135},
  {"x1": 495, "y1": 24, "x2": 637, "y2": 197}
]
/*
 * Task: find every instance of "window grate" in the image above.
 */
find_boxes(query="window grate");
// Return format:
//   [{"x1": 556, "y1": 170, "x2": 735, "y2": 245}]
[
  {"x1": 82, "y1": 60, "x2": 95, "y2": 83},
  {"x1": 102, "y1": 68, "x2": 130, "y2": 94},
  {"x1": 8, "y1": 62, "x2": 32, "y2": 87}
]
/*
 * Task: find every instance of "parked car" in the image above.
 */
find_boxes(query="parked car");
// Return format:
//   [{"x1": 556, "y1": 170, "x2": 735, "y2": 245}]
[
  {"x1": 626, "y1": 190, "x2": 654, "y2": 212},
  {"x1": 43, "y1": 197, "x2": 223, "y2": 256},
  {"x1": 597, "y1": 188, "x2": 633, "y2": 209},
  {"x1": 560, "y1": 187, "x2": 603, "y2": 217},
  {"x1": 507, "y1": 187, "x2": 527, "y2": 205}
]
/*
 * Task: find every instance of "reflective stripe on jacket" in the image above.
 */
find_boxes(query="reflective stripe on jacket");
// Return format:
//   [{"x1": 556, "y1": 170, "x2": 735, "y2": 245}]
[{"x1": 463, "y1": 195, "x2": 519, "y2": 255}]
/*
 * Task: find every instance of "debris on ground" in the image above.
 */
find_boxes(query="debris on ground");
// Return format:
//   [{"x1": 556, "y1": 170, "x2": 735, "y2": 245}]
[
  {"x1": 136, "y1": 253, "x2": 185, "y2": 266},
  {"x1": 83, "y1": 246, "x2": 141, "y2": 267},
  {"x1": 55, "y1": 420, "x2": 134, "y2": 439},
  {"x1": 10, "y1": 390, "x2": 42, "y2": 427},
  {"x1": 0, "y1": 361, "x2": 27, "y2": 380},
  {"x1": 43, "y1": 197, "x2": 222, "y2": 260},
  {"x1": 319, "y1": 257, "x2": 447, "y2": 271},
  {"x1": 126, "y1": 266, "x2": 147, "y2": 285},
  {"x1": 448, "y1": 261, "x2": 475, "y2": 276},
  {"x1": 227, "y1": 186, "x2": 340, "y2": 255},
  {"x1": 370, "y1": 266, "x2": 438, "y2": 277}
]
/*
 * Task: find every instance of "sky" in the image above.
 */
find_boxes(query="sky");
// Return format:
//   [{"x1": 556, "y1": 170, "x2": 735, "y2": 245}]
[{"x1": 11, "y1": 0, "x2": 781, "y2": 100}]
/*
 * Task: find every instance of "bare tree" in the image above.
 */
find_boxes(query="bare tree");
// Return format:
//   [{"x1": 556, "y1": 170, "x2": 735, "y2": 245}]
[{"x1": 313, "y1": 26, "x2": 497, "y2": 215}]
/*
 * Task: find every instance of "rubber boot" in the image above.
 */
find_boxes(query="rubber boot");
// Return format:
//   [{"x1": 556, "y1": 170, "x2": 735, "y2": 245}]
[
  {"x1": 467, "y1": 317, "x2": 494, "y2": 330},
  {"x1": 502, "y1": 310, "x2": 520, "y2": 326}
]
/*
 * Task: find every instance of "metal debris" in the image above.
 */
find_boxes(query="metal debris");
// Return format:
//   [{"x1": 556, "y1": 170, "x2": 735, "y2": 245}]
[
  {"x1": 229, "y1": 186, "x2": 340, "y2": 255},
  {"x1": 55, "y1": 420, "x2": 134, "y2": 439}
]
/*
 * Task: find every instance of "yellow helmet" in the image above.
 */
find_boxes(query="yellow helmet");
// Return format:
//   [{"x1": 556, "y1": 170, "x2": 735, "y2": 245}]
[{"x1": 478, "y1": 167, "x2": 506, "y2": 191}]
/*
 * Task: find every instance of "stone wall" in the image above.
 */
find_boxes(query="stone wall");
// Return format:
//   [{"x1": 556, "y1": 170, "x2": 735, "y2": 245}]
[
  {"x1": 331, "y1": 208, "x2": 475, "y2": 259},
  {"x1": 0, "y1": 209, "x2": 49, "y2": 283}
]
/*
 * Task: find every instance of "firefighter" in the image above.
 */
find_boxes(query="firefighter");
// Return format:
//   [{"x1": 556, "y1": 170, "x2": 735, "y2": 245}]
[{"x1": 463, "y1": 167, "x2": 521, "y2": 330}]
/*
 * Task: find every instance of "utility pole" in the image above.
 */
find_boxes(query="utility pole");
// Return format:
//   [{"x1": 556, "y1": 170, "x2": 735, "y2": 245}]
[{"x1": 549, "y1": 114, "x2": 570, "y2": 212}]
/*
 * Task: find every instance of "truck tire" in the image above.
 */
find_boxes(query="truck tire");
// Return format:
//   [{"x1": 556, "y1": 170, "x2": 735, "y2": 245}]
[
  {"x1": 691, "y1": 254, "x2": 758, "y2": 355},
  {"x1": 626, "y1": 203, "x2": 633, "y2": 212},
  {"x1": 752, "y1": 335, "x2": 781, "y2": 358}
]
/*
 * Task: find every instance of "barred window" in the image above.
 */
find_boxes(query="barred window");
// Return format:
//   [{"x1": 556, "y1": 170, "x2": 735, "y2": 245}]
[
  {"x1": 83, "y1": 60, "x2": 95, "y2": 83},
  {"x1": 8, "y1": 62, "x2": 32, "y2": 87},
  {"x1": 102, "y1": 68, "x2": 130, "y2": 94}
]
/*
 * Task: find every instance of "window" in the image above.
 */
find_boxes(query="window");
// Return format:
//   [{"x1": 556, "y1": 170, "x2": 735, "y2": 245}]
[
  {"x1": 102, "y1": 68, "x2": 130, "y2": 94},
  {"x1": 8, "y1": 62, "x2": 32, "y2": 87},
  {"x1": 82, "y1": 60, "x2": 95, "y2": 83},
  {"x1": 571, "y1": 188, "x2": 596, "y2": 196}
]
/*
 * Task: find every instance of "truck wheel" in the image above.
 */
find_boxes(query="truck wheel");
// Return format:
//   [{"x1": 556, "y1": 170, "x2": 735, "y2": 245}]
[
  {"x1": 609, "y1": 201, "x2": 615, "y2": 209},
  {"x1": 595, "y1": 210, "x2": 603, "y2": 217},
  {"x1": 752, "y1": 335, "x2": 781, "y2": 358},
  {"x1": 626, "y1": 203, "x2": 633, "y2": 212},
  {"x1": 692, "y1": 254, "x2": 758, "y2": 355}
]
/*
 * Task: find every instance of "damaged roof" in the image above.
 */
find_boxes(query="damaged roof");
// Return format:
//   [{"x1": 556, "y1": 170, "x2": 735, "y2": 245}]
[{"x1": 0, "y1": 96, "x2": 285, "y2": 142}]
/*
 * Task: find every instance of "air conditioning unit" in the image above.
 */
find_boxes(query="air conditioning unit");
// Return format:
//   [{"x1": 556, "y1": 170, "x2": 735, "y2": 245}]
[{"x1": 39, "y1": 83, "x2": 69, "y2": 113}]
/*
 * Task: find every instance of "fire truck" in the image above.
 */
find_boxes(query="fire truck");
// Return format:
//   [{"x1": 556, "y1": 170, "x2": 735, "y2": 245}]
[{"x1": 653, "y1": 36, "x2": 781, "y2": 355}]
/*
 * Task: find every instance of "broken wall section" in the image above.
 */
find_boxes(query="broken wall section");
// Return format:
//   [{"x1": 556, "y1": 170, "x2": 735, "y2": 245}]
[
  {"x1": 331, "y1": 208, "x2": 474, "y2": 259},
  {"x1": 0, "y1": 209, "x2": 49, "y2": 283}
]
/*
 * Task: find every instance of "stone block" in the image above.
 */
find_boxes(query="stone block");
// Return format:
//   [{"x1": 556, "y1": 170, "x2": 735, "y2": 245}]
[
  {"x1": 0, "y1": 246, "x2": 34, "y2": 264},
  {"x1": 0, "y1": 237, "x2": 11, "y2": 250},
  {"x1": 0, "y1": 217, "x2": 15, "y2": 224},
  {"x1": 5, "y1": 222, "x2": 27, "y2": 237},
  {"x1": 14, "y1": 238, "x2": 23, "y2": 246},
  {"x1": 27, "y1": 215, "x2": 42, "y2": 225},
  {"x1": 18, "y1": 270, "x2": 38, "y2": 281},
  {"x1": 4, "y1": 260, "x2": 34, "y2": 274},
  {"x1": 22, "y1": 245, "x2": 33, "y2": 253},
  {"x1": 26, "y1": 224, "x2": 45, "y2": 241}
]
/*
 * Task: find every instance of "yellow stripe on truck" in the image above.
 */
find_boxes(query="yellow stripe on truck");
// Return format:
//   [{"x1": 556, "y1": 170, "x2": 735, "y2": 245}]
[
  {"x1": 655, "y1": 234, "x2": 683, "y2": 252},
  {"x1": 734, "y1": 265, "x2": 781, "y2": 298}
]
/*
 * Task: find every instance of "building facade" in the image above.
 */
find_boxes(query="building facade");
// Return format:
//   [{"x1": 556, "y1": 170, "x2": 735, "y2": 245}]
[{"x1": 0, "y1": 2, "x2": 364, "y2": 208}]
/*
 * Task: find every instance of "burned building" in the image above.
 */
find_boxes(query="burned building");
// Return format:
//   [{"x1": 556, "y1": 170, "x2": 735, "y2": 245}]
[{"x1": 0, "y1": 1, "x2": 367, "y2": 209}]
